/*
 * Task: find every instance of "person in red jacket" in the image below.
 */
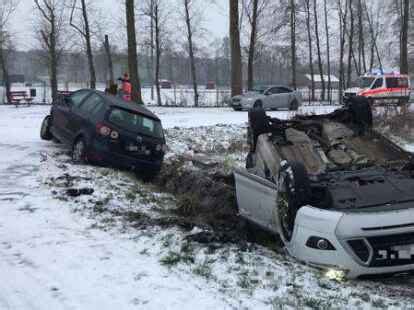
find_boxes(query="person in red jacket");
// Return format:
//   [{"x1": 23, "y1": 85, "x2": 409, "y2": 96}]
[{"x1": 118, "y1": 73, "x2": 132, "y2": 101}]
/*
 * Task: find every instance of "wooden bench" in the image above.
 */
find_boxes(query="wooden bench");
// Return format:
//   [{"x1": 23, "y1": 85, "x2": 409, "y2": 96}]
[{"x1": 9, "y1": 91, "x2": 31, "y2": 107}]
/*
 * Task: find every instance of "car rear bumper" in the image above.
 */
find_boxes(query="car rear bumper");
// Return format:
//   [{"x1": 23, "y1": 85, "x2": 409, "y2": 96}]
[
  {"x1": 287, "y1": 206, "x2": 414, "y2": 278},
  {"x1": 90, "y1": 140, "x2": 163, "y2": 172}
]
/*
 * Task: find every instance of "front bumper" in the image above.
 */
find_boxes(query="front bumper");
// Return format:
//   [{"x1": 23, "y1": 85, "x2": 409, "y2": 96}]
[{"x1": 287, "y1": 206, "x2": 414, "y2": 278}]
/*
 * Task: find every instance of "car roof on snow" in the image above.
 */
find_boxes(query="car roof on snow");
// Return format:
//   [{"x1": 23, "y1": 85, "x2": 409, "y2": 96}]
[{"x1": 82, "y1": 89, "x2": 160, "y2": 121}]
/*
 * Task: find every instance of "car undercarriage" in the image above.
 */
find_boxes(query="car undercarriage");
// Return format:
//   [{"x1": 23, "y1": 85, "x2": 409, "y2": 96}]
[{"x1": 235, "y1": 97, "x2": 414, "y2": 278}]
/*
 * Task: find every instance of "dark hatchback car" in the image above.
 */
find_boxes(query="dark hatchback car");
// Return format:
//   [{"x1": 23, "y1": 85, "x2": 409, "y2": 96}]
[{"x1": 40, "y1": 89, "x2": 166, "y2": 177}]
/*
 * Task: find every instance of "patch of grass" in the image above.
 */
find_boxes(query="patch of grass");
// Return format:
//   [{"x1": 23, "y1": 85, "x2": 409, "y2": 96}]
[
  {"x1": 372, "y1": 298, "x2": 387, "y2": 309},
  {"x1": 159, "y1": 251, "x2": 182, "y2": 267},
  {"x1": 176, "y1": 193, "x2": 199, "y2": 216},
  {"x1": 192, "y1": 261, "x2": 213, "y2": 280},
  {"x1": 302, "y1": 297, "x2": 327, "y2": 309}
]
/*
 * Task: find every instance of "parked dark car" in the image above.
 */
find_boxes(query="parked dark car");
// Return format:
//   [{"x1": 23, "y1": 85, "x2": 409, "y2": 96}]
[{"x1": 40, "y1": 89, "x2": 166, "y2": 177}]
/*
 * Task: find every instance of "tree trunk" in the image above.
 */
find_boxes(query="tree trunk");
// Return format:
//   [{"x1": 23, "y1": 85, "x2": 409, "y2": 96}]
[
  {"x1": 230, "y1": 0, "x2": 242, "y2": 97},
  {"x1": 304, "y1": 0, "x2": 315, "y2": 101},
  {"x1": 357, "y1": 0, "x2": 366, "y2": 73},
  {"x1": 324, "y1": 0, "x2": 331, "y2": 102},
  {"x1": 104, "y1": 35, "x2": 114, "y2": 85},
  {"x1": 125, "y1": 0, "x2": 143, "y2": 104},
  {"x1": 400, "y1": 0, "x2": 409, "y2": 74},
  {"x1": 313, "y1": 0, "x2": 325, "y2": 101},
  {"x1": 154, "y1": 2, "x2": 162, "y2": 106},
  {"x1": 290, "y1": 0, "x2": 297, "y2": 89},
  {"x1": 50, "y1": 13, "x2": 58, "y2": 103},
  {"x1": 184, "y1": 0, "x2": 199, "y2": 107},
  {"x1": 347, "y1": 0, "x2": 354, "y2": 88},
  {"x1": 80, "y1": 0, "x2": 96, "y2": 89},
  {"x1": 338, "y1": 0, "x2": 347, "y2": 102},
  {"x1": 247, "y1": 0, "x2": 258, "y2": 91},
  {"x1": 0, "y1": 44, "x2": 11, "y2": 104},
  {"x1": 150, "y1": 0, "x2": 155, "y2": 101}
]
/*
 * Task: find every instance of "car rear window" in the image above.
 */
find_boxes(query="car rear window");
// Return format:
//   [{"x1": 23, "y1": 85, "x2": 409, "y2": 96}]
[{"x1": 108, "y1": 108, "x2": 163, "y2": 138}]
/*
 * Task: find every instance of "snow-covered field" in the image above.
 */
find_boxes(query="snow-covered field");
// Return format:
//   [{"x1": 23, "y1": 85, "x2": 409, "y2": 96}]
[{"x1": 1, "y1": 105, "x2": 414, "y2": 309}]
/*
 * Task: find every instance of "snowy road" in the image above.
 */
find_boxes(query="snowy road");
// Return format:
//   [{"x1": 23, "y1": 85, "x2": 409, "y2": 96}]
[{"x1": 1, "y1": 105, "x2": 414, "y2": 309}]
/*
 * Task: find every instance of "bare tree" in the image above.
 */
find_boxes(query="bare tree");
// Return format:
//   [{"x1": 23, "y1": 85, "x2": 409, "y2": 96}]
[
  {"x1": 400, "y1": 0, "x2": 409, "y2": 74},
  {"x1": 357, "y1": 0, "x2": 366, "y2": 74},
  {"x1": 69, "y1": 0, "x2": 96, "y2": 89},
  {"x1": 34, "y1": 0, "x2": 65, "y2": 103},
  {"x1": 304, "y1": 0, "x2": 315, "y2": 100},
  {"x1": 230, "y1": 0, "x2": 242, "y2": 97},
  {"x1": 338, "y1": 0, "x2": 348, "y2": 102},
  {"x1": 144, "y1": 0, "x2": 168, "y2": 106},
  {"x1": 323, "y1": 0, "x2": 331, "y2": 101},
  {"x1": 346, "y1": 0, "x2": 354, "y2": 88},
  {"x1": 290, "y1": 0, "x2": 296, "y2": 89},
  {"x1": 103, "y1": 34, "x2": 114, "y2": 85},
  {"x1": 183, "y1": 0, "x2": 199, "y2": 107},
  {"x1": 125, "y1": 0, "x2": 143, "y2": 104},
  {"x1": 0, "y1": 0, "x2": 18, "y2": 104},
  {"x1": 245, "y1": 0, "x2": 258, "y2": 90},
  {"x1": 313, "y1": 0, "x2": 325, "y2": 101}
]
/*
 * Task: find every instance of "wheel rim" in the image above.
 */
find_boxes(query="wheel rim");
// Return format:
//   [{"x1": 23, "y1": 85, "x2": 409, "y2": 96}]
[{"x1": 73, "y1": 140, "x2": 85, "y2": 162}]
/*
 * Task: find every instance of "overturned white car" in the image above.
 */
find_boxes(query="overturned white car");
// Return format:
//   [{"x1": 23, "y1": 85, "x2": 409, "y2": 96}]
[{"x1": 234, "y1": 97, "x2": 414, "y2": 278}]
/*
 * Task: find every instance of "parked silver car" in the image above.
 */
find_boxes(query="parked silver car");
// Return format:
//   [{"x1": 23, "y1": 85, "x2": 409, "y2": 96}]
[{"x1": 231, "y1": 86, "x2": 302, "y2": 111}]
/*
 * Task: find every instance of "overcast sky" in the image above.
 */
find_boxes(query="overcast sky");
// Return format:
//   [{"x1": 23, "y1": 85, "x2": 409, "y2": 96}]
[{"x1": 10, "y1": 0, "x2": 229, "y2": 50}]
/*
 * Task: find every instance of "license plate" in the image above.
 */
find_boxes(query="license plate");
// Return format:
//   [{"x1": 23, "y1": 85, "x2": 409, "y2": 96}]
[
  {"x1": 126, "y1": 145, "x2": 139, "y2": 152},
  {"x1": 391, "y1": 244, "x2": 414, "y2": 259}
]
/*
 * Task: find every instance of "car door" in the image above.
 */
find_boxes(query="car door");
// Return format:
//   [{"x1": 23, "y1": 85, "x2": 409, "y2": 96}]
[
  {"x1": 51, "y1": 90, "x2": 90, "y2": 143},
  {"x1": 67, "y1": 93, "x2": 106, "y2": 144},
  {"x1": 234, "y1": 168, "x2": 279, "y2": 234},
  {"x1": 51, "y1": 95, "x2": 72, "y2": 143},
  {"x1": 278, "y1": 87, "x2": 294, "y2": 109},
  {"x1": 264, "y1": 87, "x2": 279, "y2": 110}
]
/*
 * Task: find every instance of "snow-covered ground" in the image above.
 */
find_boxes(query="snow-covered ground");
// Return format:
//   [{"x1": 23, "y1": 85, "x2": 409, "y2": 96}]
[{"x1": 1, "y1": 105, "x2": 414, "y2": 309}]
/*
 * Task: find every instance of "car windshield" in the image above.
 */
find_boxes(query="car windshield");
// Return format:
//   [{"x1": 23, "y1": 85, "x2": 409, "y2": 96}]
[
  {"x1": 360, "y1": 77, "x2": 375, "y2": 88},
  {"x1": 250, "y1": 86, "x2": 268, "y2": 94},
  {"x1": 108, "y1": 108, "x2": 163, "y2": 138}
]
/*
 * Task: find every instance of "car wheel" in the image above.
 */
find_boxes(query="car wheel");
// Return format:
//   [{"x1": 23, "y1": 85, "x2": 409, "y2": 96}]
[
  {"x1": 246, "y1": 152, "x2": 255, "y2": 169},
  {"x1": 277, "y1": 161, "x2": 311, "y2": 243},
  {"x1": 289, "y1": 99, "x2": 299, "y2": 111},
  {"x1": 347, "y1": 96, "x2": 373, "y2": 130},
  {"x1": 253, "y1": 100, "x2": 263, "y2": 109},
  {"x1": 248, "y1": 106, "x2": 268, "y2": 150},
  {"x1": 40, "y1": 115, "x2": 53, "y2": 141},
  {"x1": 72, "y1": 137, "x2": 88, "y2": 164}
]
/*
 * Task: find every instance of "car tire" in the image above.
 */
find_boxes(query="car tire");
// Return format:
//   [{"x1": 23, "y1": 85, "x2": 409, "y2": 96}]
[
  {"x1": 40, "y1": 115, "x2": 53, "y2": 141},
  {"x1": 248, "y1": 105, "x2": 268, "y2": 150},
  {"x1": 246, "y1": 152, "x2": 255, "y2": 169},
  {"x1": 72, "y1": 137, "x2": 88, "y2": 164},
  {"x1": 289, "y1": 99, "x2": 299, "y2": 111},
  {"x1": 348, "y1": 96, "x2": 373, "y2": 130},
  {"x1": 277, "y1": 161, "x2": 311, "y2": 243},
  {"x1": 253, "y1": 100, "x2": 263, "y2": 109}
]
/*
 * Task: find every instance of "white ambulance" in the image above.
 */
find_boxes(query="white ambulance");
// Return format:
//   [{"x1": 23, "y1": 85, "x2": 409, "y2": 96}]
[{"x1": 344, "y1": 70, "x2": 411, "y2": 105}]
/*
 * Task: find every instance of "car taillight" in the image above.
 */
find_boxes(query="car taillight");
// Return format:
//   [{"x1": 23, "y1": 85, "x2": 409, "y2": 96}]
[{"x1": 96, "y1": 123, "x2": 119, "y2": 139}]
